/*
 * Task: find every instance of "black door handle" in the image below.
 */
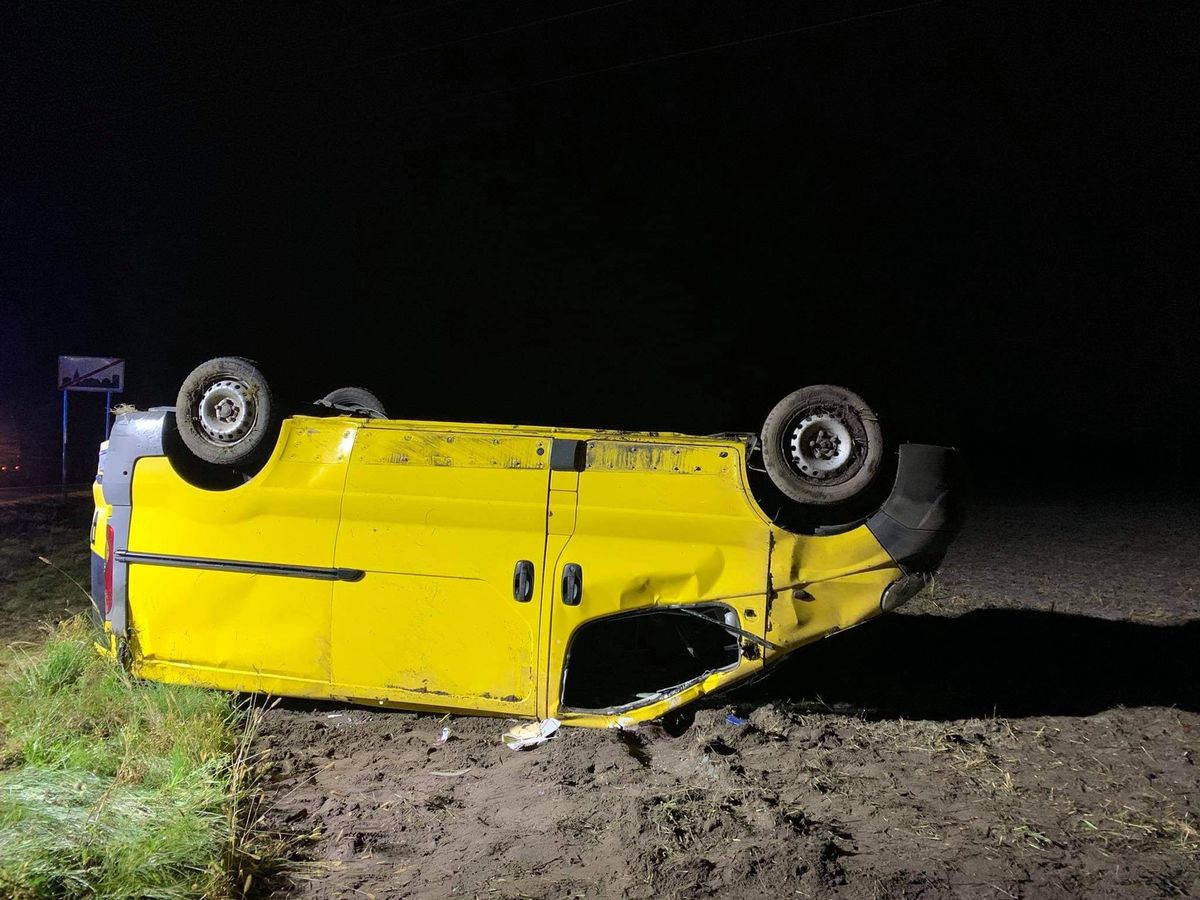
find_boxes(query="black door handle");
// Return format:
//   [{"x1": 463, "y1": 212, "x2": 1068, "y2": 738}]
[
  {"x1": 513, "y1": 560, "x2": 534, "y2": 602},
  {"x1": 561, "y1": 563, "x2": 583, "y2": 606}
]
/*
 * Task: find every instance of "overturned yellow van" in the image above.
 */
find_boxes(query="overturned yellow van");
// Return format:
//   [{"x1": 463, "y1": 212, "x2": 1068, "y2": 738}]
[{"x1": 90, "y1": 358, "x2": 960, "y2": 729}]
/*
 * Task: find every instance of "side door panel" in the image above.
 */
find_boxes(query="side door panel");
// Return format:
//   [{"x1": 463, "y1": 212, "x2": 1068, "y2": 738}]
[
  {"x1": 126, "y1": 420, "x2": 357, "y2": 692},
  {"x1": 543, "y1": 439, "x2": 771, "y2": 723},
  {"x1": 332, "y1": 426, "x2": 551, "y2": 716}
]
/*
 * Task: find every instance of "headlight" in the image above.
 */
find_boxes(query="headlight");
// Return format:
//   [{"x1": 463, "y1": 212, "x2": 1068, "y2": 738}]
[{"x1": 880, "y1": 572, "x2": 931, "y2": 613}]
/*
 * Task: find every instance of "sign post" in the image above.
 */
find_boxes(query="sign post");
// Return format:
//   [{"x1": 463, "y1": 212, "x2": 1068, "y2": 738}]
[
  {"x1": 61, "y1": 391, "x2": 68, "y2": 498},
  {"x1": 58, "y1": 356, "x2": 125, "y2": 496}
]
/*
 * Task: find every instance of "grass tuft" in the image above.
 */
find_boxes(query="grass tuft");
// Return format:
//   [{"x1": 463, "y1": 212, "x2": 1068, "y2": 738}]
[{"x1": 0, "y1": 617, "x2": 284, "y2": 898}]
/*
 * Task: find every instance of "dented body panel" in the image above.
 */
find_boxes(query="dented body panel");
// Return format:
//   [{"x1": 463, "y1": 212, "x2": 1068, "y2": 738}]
[
  {"x1": 547, "y1": 437, "x2": 771, "y2": 727},
  {"x1": 94, "y1": 411, "x2": 957, "y2": 729}
]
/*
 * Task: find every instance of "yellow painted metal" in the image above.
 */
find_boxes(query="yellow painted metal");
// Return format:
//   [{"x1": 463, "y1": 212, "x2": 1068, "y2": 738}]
[
  {"x1": 93, "y1": 622, "x2": 117, "y2": 660},
  {"x1": 90, "y1": 470, "x2": 109, "y2": 560},
  {"x1": 544, "y1": 439, "x2": 770, "y2": 727},
  {"x1": 126, "y1": 419, "x2": 355, "y2": 692},
  {"x1": 764, "y1": 527, "x2": 903, "y2": 661},
  {"x1": 109, "y1": 413, "x2": 907, "y2": 728},
  {"x1": 329, "y1": 423, "x2": 551, "y2": 716},
  {"x1": 91, "y1": 449, "x2": 112, "y2": 659}
]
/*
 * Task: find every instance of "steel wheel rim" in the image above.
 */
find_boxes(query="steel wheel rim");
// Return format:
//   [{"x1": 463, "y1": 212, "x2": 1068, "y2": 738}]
[
  {"x1": 197, "y1": 379, "x2": 257, "y2": 445},
  {"x1": 787, "y1": 411, "x2": 855, "y2": 481}
]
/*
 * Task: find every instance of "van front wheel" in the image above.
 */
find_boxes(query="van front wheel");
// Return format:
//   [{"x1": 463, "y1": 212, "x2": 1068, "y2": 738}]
[
  {"x1": 175, "y1": 357, "x2": 278, "y2": 466},
  {"x1": 761, "y1": 384, "x2": 882, "y2": 505}
]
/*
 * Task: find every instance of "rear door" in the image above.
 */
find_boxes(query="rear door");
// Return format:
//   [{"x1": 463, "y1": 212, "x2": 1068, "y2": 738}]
[
  {"x1": 331, "y1": 424, "x2": 552, "y2": 716},
  {"x1": 125, "y1": 419, "x2": 355, "y2": 694}
]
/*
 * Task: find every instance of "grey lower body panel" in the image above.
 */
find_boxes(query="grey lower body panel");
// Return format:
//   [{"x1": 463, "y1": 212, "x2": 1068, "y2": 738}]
[{"x1": 866, "y1": 443, "x2": 963, "y2": 575}]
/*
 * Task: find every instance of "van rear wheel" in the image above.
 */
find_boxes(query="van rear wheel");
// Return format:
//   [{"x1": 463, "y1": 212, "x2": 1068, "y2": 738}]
[
  {"x1": 175, "y1": 357, "x2": 278, "y2": 466},
  {"x1": 316, "y1": 387, "x2": 388, "y2": 419},
  {"x1": 761, "y1": 384, "x2": 882, "y2": 505}
]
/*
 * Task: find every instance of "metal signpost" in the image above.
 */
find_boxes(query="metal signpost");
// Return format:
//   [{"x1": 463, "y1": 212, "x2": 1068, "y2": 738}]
[{"x1": 58, "y1": 356, "x2": 125, "y2": 495}]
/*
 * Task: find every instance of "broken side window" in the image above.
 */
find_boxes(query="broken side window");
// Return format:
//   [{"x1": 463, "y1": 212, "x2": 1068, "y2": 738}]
[{"x1": 561, "y1": 605, "x2": 741, "y2": 712}]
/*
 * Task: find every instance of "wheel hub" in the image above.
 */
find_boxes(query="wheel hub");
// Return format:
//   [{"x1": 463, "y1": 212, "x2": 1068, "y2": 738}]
[
  {"x1": 197, "y1": 380, "x2": 256, "y2": 444},
  {"x1": 789, "y1": 413, "x2": 853, "y2": 478}
]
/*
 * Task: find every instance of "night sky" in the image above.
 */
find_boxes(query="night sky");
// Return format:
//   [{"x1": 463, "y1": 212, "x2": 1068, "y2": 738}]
[{"x1": 3, "y1": 1, "x2": 1196, "y2": 489}]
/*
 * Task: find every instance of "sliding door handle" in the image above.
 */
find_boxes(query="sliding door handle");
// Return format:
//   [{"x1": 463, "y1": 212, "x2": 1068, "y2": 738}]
[
  {"x1": 513, "y1": 560, "x2": 534, "y2": 602},
  {"x1": 561, "y1": 563, "x2": 583, "y2": 606}
]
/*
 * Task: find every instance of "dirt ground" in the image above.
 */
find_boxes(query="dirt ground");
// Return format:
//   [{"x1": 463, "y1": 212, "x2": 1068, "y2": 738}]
[
  {"x1": 2, "y1": 493, "x2": 1196, "y2": 897},
  {"x1": 256, "y1": 492, "x2": 1200, "y2": 899},
  {"x1": 0, "y1": 494, "x2": 92, "y2": 648}
]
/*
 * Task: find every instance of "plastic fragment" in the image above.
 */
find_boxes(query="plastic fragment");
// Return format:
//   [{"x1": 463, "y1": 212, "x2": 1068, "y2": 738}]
[
  {"x1": 437, "y1": 726, "x2": 450, "y2": 744},
  {"x1": 725, "y1": 714, "x2": 749, "y2": 726},
  {"x1": 502, "y1": 717, "x2": 561, "y2": 750}
]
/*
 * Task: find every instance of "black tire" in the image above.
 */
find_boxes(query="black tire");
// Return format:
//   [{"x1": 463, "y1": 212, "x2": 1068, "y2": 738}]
[
  {"x1": 761, "y1": 384, "x2": 883, "y2": 505},
  {"x1": 317, "y1": 387, "x2": 388, "y2": 419},
  {"x1": 175, "y1": 357, "x2": 278, "y2": 467}
]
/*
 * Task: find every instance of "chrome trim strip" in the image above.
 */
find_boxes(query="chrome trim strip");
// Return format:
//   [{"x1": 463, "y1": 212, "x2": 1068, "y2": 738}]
[{"x1": 115, "y1": 550, "x2": 365, "y2": 582}]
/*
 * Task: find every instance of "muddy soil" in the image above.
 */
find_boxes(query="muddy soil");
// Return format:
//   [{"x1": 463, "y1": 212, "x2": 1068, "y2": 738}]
[{"x1": 259, "y1": 495, "x2": 1200, "y2": 898}]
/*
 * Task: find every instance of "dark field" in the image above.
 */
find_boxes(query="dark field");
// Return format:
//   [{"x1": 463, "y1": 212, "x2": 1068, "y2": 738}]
[
  {"x1": 2, "y1": 494, "x2": 1197, "y2": 897},
  {"x1": 0, "y1": 494, "x2": 92, "y2": 647},
  {"x1": 258, "y1": 494, "x2": 1200, "y2": 898}
]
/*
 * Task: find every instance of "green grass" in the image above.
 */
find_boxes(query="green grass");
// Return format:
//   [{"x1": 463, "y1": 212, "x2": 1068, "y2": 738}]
[{"x1": 0, "y1": 618, "x2": 278, "y2": 898}]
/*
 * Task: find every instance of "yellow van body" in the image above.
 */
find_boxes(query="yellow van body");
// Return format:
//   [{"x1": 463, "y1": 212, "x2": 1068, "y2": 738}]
[{"x1": 91, "y1": 412, "x2": 957, "y2": 729}]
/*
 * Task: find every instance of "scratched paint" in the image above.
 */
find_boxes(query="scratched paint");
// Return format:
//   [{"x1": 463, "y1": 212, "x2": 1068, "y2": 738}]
[
  {"x1": 585, "y1": 441, "x2": 727, "y2": 475},
  {"x1": 283, "y1": 424, "x2": 359, "y2": 464},
  {"x1": 355, "y1": 428, "x2": 547, "y2": 470}
]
